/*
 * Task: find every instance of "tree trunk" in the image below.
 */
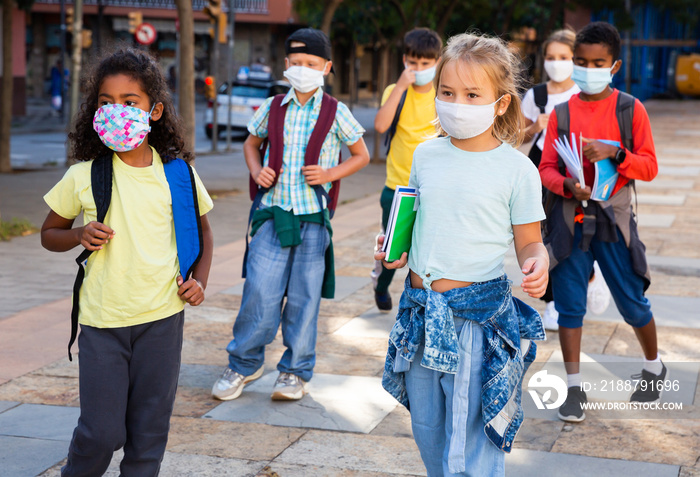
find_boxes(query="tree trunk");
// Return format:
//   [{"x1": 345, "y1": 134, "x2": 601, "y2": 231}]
[
  {"x1": 175, "y1": 0, "x2": 195, "y2": 161},
  {"x1": 372, "y1": 43, "x2": 389, "y2": 163},
  {"x1": 67, "y1": 0, "x2": 83, "y2": 165},
  {"x1": 320, "y1": 0, "x2": 343, "y2": 36},
  {"x1": 0, "y1": 0, "x2": 13, "y2": 173}
]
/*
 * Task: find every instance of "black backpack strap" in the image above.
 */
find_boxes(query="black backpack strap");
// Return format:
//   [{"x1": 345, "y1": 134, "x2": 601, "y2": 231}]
[
  {"x1": 615, "y1": 90, "x2": 637, "y2": 217},
  {"x1": 69, "y1": 154, "x2": 112, "y2": 361},
  {"x1": 615, "y1": 90, "x2": 635, "y2": 152},
  {"x1": 533, "y1": 83, "x2": 548, "y2": 113},
  {"x1": 384, "y1": 88, "x2": 408, "y2": 155}
]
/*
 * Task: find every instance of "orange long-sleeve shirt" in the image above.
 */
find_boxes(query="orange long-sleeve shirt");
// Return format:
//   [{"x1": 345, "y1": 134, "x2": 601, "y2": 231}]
[{"x1": 539, "y1": 89, "x2": 658, "y2": 198}]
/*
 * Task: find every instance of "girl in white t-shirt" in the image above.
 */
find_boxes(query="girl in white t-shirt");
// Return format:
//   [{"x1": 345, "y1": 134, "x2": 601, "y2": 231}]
[
  {"x1": 521, "y1": 29, "x2": 580, "y2": 163},
  {"x1": 375, "y1": 33, "x2": 548, "y2": 476}
]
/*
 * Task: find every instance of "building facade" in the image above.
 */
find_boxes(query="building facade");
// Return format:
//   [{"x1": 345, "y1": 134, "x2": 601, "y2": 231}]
[{"x1": 2, "y1": 0, "x2": 299, "y2": 116}]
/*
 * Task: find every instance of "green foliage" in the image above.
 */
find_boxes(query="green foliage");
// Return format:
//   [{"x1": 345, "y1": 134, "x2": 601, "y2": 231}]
[
  {"x1": 295, "y1": 0, "x2": 568, "y2": 46},
  {"x1": 0, "y1": 218, "x2": 37, "y2": 241}
]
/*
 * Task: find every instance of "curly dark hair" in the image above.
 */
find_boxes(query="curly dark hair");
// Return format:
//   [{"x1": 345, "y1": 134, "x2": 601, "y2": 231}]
[
  {"x1": 68, "y1": 46, "x2": 193, "y2": 163},
  {"x1": 575, "y1": 21, "x2": 621, "y2": 61}
]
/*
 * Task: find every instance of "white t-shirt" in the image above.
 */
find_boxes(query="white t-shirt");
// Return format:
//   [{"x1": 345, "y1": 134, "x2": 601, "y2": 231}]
[
  {"x1": 521, "y1": 84, "x2": 580, "y2": 151},
  {"x1": 407, "y1": 137, "x2": 545, "y2": 286}
]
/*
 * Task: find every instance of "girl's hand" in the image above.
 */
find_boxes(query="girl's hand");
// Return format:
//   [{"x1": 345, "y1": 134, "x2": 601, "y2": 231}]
[
  {"x1": 564, "y1": 177, "x2": 592, "y2": 202},
  {"x1": 177, "y1": 275, "x2": 205, "y2": 306},
  {"x1": 520, "y1": 256, "x2": 549, "y2": 298},
  {"x1": 582, "y1": 137, "x2": 619, "y2": 163},
  {"x1": 80, "y1": 221, "x2": 115, "y2": 251},
  {"x1": 302, "y1": 165, "x2": 332, "y2": 186},
  {"x1": 255, "y1": 166, "x2": 277, "y2": 188},
  {"x1": 374, "y1": 234, "x2": 408, "y2": 269},
  {"x1": 535, "y1": 113, "x2": 550, "y2": 133}
]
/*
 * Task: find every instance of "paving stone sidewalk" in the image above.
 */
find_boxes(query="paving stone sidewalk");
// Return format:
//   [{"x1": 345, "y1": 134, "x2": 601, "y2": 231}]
[{"x1": 1, "y1": 99, "x2": 700, "y2": 476}]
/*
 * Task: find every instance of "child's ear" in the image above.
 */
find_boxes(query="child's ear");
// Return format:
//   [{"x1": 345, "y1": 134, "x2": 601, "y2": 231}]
[
  {"x1": 611, "y1": 59, "x2": 622, "y2": 75},
  {"x1": 151, "y1": 102, "x2": 164, "y2": 121},
  {"x1": 284, "y1": 57, "x2": 290, "y2": 69},
  {"x1": 496, "y1": 94, "x2": 511, "y2": 116},
  {"x1": 323, "y1": 60, "x2": 332, "y2": 76}
]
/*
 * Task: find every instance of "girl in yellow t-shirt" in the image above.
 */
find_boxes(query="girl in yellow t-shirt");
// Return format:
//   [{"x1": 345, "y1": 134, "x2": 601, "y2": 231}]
[{"x1": 41, "y1": 48, "x2": 214, "y2": 476}]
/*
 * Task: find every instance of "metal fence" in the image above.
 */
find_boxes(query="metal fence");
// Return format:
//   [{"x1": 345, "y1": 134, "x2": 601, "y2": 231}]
[{"x1": 36, "y1": 0, "x2": 268, "y2": 14}]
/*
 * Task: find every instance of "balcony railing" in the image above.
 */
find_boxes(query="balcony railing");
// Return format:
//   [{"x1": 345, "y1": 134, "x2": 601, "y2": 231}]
[{"x1": 36, "y1": 0, "x2": 269, "y2": 15}]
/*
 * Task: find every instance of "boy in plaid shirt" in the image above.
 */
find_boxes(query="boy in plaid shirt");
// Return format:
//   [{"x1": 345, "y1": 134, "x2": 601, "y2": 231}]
[{"x1": 212, "y1": 28, "x2": 370, "y2": 401}]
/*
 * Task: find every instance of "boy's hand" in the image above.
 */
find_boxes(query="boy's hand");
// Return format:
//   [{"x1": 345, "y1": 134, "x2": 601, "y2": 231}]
[
  {"x1": 582, "y1": 137, "x2": 619, "y2": 163},
  {"x1": 80, "y1": 221, "x2": 115, "y2": 251},
  {"x1": 302, "y1": 165, "x2": 332, "y2": 186},
  {"x1": 564, "y1": 177, "x2": 592, "y2": 202},
  {"x1": 255, "y1": 166, "x2": 277, "y2": 188},
  {"x1": 177, "y1": 275, "x2": 204, "y2": 306},
  {"x1": 534, "y1": 113, "x2": 550, "y2": 133},
  {"x1": 396, "y1": 68, "x2": 416, "y2": 91},
  {"x1": 520, "y1": 256, "x2": 549, "y2": 298},
  {"x1": 374, "y1": 234, "x2": 408, "y2": 269}
]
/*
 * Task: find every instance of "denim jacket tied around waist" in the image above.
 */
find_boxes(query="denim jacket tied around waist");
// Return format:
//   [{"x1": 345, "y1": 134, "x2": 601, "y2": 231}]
[{"x1": 382, "y1": 275, "x2": 545, "y2": 455}]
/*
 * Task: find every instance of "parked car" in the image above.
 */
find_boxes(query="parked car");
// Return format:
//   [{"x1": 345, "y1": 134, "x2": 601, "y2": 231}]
[{"x1": 204, "y1": 79, "x2": 290, "y2": 139}]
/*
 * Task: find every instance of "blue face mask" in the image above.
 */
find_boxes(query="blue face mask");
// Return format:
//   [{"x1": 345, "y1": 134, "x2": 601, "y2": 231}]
[
  {"x1": 572, "y1": 64, "x2": 616, "y2": 95},
  {"x1": 413, "y1": 65, "x2": 436, "y2": 86}
]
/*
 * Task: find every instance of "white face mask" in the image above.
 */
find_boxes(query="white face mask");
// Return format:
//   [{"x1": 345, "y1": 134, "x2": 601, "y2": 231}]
[
  {"x1": 435, "y1": 96, "x2": 503, "y2": 139},
  {"x1": 283, "y1": 65, "x2": 326, "y2": 93},
  {"x1": 409, "y1": 64, "x2": 437, "y2": 86},
  {"x1": 544, "y1": 60, "x2": 574, "y2": 83},
  {"x1": 571, "y1": 64, "x2": 616, "y2": 95}
]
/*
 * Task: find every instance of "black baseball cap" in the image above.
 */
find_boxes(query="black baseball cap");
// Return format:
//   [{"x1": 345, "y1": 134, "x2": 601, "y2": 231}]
[{"x1": 285, "y1": 28, "x2": 332, "y2": 61}]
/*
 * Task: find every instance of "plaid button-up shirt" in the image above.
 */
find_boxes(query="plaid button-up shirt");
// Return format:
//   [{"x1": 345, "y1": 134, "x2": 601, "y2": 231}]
[{"x1": 247, "y1": 87, "x2": 365, "y2": 215}]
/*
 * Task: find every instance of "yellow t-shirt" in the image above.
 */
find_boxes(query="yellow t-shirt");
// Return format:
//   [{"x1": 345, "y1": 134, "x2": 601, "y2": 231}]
[
  {"x1": 382, "y1": 83, "x2": 437, "y2": 189},
  {"x1": 44, "y1": 148, "x2": 214, "y2": 328}
]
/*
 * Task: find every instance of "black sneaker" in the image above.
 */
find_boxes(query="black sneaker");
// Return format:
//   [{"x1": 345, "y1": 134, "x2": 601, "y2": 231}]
[
  {"x1": 557, "y1": 386, "x2": 587, "y2": 423},
  {"x1": 630, "y1": 363, "x2": 667, "y2": 403},
  {"x1": 374, "y1": 290, "x2": 392, "y2": 312}
]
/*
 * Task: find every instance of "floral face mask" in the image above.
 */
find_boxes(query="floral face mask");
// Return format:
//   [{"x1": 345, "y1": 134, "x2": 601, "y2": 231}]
[{"x1": 93, "y1": 103, "x2": 156, "y2": 152}]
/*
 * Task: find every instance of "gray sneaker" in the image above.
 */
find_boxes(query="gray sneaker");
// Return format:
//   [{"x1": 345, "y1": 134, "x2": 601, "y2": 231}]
[
  {"x1": 211, "y1": 365, "x2": 264, "y2": 401},
  {"x1": 271, "y1": 372, "x2": 306, "y2": 401}
]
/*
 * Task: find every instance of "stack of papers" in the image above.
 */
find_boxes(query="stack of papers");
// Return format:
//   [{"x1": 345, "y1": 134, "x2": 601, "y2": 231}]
[
  {"x1": 553, "y1": 133, "x2": 620, "y2": 202},
  {"x1": 382, "y1": 186, "x2": 419, "y2": 262}
]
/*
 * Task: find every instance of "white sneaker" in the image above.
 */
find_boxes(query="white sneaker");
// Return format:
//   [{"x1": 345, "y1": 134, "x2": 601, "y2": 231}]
[
  {"x1": 211, "y1": 365, "x2": 264, "y2": 401},
  {"x1": 587, "y1": 262, "x2": 611, "y2": 315},
  {"x1": 542, "y1": 301, "x2": 559, "y2": 331},
  {"x1": 271, "y1": 372, "x2": 306, "y2": 401}
]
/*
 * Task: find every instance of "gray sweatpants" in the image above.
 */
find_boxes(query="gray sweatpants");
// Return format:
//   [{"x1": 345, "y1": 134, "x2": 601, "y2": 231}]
[{"x1": 61, "y1": 311, "x2": 184, "y2": 477}]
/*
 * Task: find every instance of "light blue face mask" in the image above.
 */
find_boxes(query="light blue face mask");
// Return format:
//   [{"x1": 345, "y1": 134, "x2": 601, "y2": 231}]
[
  {"x1": 571, "y1": 64, "x2": 616, "y2": 95},
  {"x1": 412, "y1": 65, "x2": 436, "y2": 86}
]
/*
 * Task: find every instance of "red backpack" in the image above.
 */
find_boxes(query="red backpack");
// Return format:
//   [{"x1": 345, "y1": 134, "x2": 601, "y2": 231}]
[{"x1": 249, "y1": 92, "x2": 342, "y2": 217}]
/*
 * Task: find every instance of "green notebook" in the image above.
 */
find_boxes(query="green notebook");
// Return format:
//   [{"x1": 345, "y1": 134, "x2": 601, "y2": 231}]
[{"x1": 382, "y1": 186, "x2": 419, "y2": 262}]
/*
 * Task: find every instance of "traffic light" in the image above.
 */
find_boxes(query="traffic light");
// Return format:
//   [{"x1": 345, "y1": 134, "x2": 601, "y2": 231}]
[
  {"x1": 66, "y1": 7, "x2": 74, "y2": 33},
  {"x1": 204, "y1": 76, "x2": 216, "y2": 101},
  {"x1": 82, "y1": 29, "x2": 93, "y2": 49},
  {"x1": 217, "y1": 12, "x2": 227, "y2": 44},
  {"x1": 128, "y1": 11, "x2": 143, "y2": 34},
  {"x1": 203, "y1": 0, "x2": 222, "y2": 20}
]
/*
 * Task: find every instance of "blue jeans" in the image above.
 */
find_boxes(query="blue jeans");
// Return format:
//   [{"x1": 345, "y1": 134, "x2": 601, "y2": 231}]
[
  {"x1": 551, "y1": 223, "x2": 653, "y2": 329},
  {"x1": 226, "y1": 219, "x2": 329, "y2": 382},
  {"x1": 405, "y1": 317, "x2": 504, "y2": 477}
]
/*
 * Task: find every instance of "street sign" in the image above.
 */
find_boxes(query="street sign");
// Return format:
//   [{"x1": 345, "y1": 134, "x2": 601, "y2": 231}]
[{"x1": 134, "y1": 22, "x2": 157, "y2": 46}]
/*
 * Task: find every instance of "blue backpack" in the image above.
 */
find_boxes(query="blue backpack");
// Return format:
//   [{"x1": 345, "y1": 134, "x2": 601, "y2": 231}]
[{"x1": 68, "y1": 155, "x2": 203, "y2": 360}]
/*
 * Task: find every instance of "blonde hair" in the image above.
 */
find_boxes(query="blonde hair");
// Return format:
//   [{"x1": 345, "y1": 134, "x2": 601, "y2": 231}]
[
  {"x1": 542, "y1": 28, "x2": 576, "y2": 56},
  {"x1": 433, "y1": 32, "x2": 525, "y2": 147}
]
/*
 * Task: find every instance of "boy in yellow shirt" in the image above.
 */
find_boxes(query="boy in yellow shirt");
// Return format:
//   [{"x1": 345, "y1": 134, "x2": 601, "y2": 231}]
[{"x1": 372, "y1": 27, "x2": 442, "y2": 311}]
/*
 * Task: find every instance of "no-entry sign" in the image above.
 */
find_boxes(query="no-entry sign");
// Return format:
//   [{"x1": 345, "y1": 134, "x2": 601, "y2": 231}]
[{"x1": 135, "y1": 22, "x2": 157, "y2": 45}]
